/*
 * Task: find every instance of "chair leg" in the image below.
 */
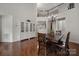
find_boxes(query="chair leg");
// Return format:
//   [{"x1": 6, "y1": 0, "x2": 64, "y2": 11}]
[
  {"x1": 64, "y1": 49, "x2": 70, "y2": 56},
  {"x1": 38, "y1": 45, "x2": 40, "y2": 56},
  {"x1": 66, "y1": 50, "x2": 70, "y2": 56}
]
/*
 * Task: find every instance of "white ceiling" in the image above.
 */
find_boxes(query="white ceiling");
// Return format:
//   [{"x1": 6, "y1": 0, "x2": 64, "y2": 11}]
[{"x1": 37, "y1": 3, "x2": 61, "y2": 10}]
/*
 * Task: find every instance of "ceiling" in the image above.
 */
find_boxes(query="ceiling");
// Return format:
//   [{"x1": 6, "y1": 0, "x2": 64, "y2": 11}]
[{"x1": 37, "y1": 3, "x2": 61, "y2": 11}]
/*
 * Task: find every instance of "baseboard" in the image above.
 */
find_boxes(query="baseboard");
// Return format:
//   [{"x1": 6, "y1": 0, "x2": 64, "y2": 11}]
[
  {"x1": 21, "y1": 39, "x2": 29, "y2": 42},
  {"x1": 30, "y1": 37, "x2": 36, "y2": 39},
  {"x1": 0, "y1": 37, "x2": 37, "y2": 43},
  {"x1": 21, "y1": 37, "x2": 36, "y2": 42},
  {"x1": 69, "y1": 41, "x2": 79, "y2": 45}
]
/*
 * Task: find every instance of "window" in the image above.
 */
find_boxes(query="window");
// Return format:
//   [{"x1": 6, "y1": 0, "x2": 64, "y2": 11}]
[
  {"x1": 37, "y1": 21, "x2": 46, "y2": 29},
  {"x1": 68, "y1": 3, "x2": 75, "y2": 10},
  {"x1": 56, "y1": 19, "x2": 65, "y2": 32},
  {"x1": 21, "y1": 22, "x2": 24, "y2": 32}
]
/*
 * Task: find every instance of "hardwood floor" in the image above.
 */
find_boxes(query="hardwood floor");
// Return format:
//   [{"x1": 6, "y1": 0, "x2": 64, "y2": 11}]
[
  {"x1": 0, "y1": 37, "x2": 38, "y2": 56},
  {"x1": 69, "y1": 42, "x2": 79, "y2": 56},
  {"x1": 38, "y1": 42, "x2": 79, "y2": 56},
  {"x1": 0, "y1": 37, "x2": 79, "y2": 56}
]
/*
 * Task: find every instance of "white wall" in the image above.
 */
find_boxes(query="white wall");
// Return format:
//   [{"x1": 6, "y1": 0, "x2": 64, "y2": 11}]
[
  {"x1": 54, "y1": 4, "x2": 79, "y2": 43},
  {"x1": 0, "y1": 3, "x2": 36, "y2": 42},
  {"x1": 1, "y1": 15, "x2": 13, "y2": 42}
]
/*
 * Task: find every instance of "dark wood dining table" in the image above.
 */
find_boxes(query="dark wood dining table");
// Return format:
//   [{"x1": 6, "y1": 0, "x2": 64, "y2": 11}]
[{"x1": 46, "y1": 33, "x2": 64, "y2": 43}]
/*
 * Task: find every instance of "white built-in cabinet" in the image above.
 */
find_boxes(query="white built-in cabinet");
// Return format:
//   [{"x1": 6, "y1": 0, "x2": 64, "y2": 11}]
[
  {"x1": 20, "y1": 20, "x2": 36, "y2": 40},
  {"x1": 21, "y1": 22, "x2": 35, "y2": 33}
]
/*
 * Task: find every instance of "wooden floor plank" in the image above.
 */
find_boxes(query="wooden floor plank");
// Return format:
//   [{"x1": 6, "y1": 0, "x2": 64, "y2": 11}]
[{"x1": 0, "y1": 38, "x2": 79, "y2": 56}]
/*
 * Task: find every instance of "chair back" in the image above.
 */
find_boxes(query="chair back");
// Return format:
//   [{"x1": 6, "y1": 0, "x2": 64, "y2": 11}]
[
  {"x1": 64, "y1": 32, "x2": 70, "y2": 55},
  {"x1": 65, "y1": 32, "x2": 70, "y2": 49}
]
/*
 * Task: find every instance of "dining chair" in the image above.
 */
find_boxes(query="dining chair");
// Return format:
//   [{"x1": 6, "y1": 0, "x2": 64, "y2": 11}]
[
  {"x1": 56, "y1": 32, "x2": 70, "y2": 56},
  {"x1": 46, "y1": 40, "x2": 59, "y2": 55},
  {"x1": 38, "y1": 33, "x2": 46, "y2": 55},
  {"x1": 46, "y1": 32, "x2": 70, "y2": 56}
]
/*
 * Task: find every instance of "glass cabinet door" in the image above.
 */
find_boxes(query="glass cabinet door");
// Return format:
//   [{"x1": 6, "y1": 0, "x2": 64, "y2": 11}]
[
  {"x1": 30, "y1": 23, "x2": 32, "y2": 32},
  {"x1": 33, "y1": 24, "x2": 35, "y2": 32},
  {"x1": 26, "y1": 23, "x2": 28, "y2": 32},
  {"x1": 21, "y1": 22, "x2": 24, "y2": 32}
]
